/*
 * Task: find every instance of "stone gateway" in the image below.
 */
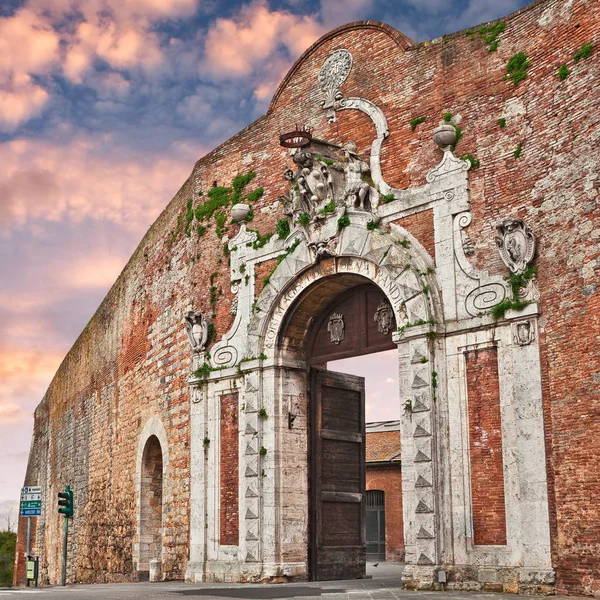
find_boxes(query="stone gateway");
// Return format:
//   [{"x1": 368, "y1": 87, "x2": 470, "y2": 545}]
[{"x1": 15, "y1": 0, "x2": 600, "y2": 595}]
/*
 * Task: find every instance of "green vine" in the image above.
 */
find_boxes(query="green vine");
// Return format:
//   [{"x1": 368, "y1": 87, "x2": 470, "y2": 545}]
[
  {"x1": 558, "y1": 64, "x2": 570, "y2": 81},
  {"x1": 462, "y1": 154, "x2": 480, "y2": 169},
  {"x1": 466, "y1": 21, "x2": 505, "y2": 52},
  {"x1": 367, "y1": 220, "x2": 378, "y2": 231},
  {"x1": 410, "y1": 116, "x2": 426, "y2": 131},
  {"x1": 380, "y1": 193, "x2": 395, "y2": 203},
  {"x1": 276, "y1": 218, "x2": 290, "y2": 239},
  {"x1": 297, "y1": 213, "x2": 311, "y2": 225},
  {"x1": 250, "y1": 230, "x2": 274, "y2": 250},
  {"x1": 337, "y1": 215, "x2": 350, "y2": 230},
  {"x1": 490, "y1": 266, "x2": 537, "y2": 320},
  {"x1": 319, "y1": 199, "x2": 337, "y2": 215},
  {"x1": 513, "y1": 142, "x2": 524, "y2": 159},
  {"x1": 314, "y1": 154, "x2": 334, "y2": 166},
  {"x1": 505, "y1": 52, "x2": 530, "y2": 85},
  {"x1": 497, "y1": 117, "x2": 506, "y2": 128},
  {"x1": 573, "y1": 43, "x2": 593, "y2": 62}
]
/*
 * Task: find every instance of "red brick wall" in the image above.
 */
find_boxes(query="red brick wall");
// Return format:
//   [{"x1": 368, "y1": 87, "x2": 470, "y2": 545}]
[
  {"x1": 220, "y1": 393, "x2": 239, "y2": 546},
  {"x1": 465, "y1": 347, "x2": 507, "y2": 546},
  {"x1": 16, "y1": 0, "x2": 600, "y2": 591},
  {"x1": 392, "y1": 210, "x2": 435, "y2": 261},
  {"x1": 366, "y1": 466, "x2": 404, "y2": 561}
]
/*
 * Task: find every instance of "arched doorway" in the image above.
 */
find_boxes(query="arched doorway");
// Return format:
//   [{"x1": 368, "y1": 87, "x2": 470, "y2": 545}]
[
  {"x1": 278, "y1": 276, "x2": 399, "y2": 581},
  {"x1": 139, "y1": 435, "x2": 163, "y2": 580}
]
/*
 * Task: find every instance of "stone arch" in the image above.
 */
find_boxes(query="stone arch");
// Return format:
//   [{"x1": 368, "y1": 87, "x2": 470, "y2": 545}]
[
  {"x1": 248, "y1": 223, "x2": 442, "y2": 362},
  {"x1": 235, "y1": 223, "x2": 450, "y2": 579},
  {"x1": 135, "y1": 417, "x2": 169, "y2": 580}
]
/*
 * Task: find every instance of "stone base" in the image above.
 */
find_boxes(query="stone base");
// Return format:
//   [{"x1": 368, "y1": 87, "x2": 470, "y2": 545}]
[
  {"x1": 185, "y1": 561, "x2": 308, "y2": 584},
  {"x1": 402, "y1": 564, "x2": 556, "y2": 594}
]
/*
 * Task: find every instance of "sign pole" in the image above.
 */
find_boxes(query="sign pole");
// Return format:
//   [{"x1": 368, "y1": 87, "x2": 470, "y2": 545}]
[
  {"x1": 61, "y1": 515, "x2": 68, "y2": 586},
  {"x1": 26, "y1": 516, "x2": 31, "y2": 587}
]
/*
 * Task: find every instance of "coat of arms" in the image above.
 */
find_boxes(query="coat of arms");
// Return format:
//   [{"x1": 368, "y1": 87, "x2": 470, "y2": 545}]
[
  {"x1": 327, "y1": 313, "x2": 345, "y2": 344},
  {"x1": 495, "y1": 218, "x2": 535, "y2": 274},
  {"x1": 374, "y1": 299, "x2": 394, "y2": 335}
]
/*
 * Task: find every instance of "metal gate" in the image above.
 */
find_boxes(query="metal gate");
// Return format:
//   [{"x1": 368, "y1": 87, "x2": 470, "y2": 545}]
[{"x1": 366, "y1": 490, "x2": 386, "y2": 561}]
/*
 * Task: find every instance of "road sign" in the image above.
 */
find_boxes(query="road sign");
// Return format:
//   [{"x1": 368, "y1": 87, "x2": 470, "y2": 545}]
[
  {"x1": 21, "y1": 486, "x2": 42, "y2": 517},
  {"x1": 21, "y1": 493, "x2": 41, "y2": 501}
]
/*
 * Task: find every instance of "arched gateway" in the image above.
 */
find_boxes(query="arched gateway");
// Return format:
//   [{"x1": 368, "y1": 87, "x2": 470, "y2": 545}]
[{"x1": 185, "y1": 106, "x2": 552, "y2": 586}]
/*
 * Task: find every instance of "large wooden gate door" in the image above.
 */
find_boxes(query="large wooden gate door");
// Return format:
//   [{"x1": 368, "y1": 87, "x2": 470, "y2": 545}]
[{"x1": 310, "y1": 368, "x2": 366, "y2": 580}]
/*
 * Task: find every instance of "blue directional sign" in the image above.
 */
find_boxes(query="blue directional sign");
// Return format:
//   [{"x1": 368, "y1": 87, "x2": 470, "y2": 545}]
[{"x1": 20, "y1": 486, "x2": 42, "y2": 517}]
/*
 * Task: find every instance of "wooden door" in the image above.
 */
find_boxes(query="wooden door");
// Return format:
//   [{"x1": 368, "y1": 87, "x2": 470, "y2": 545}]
[{"x1": 310, "y1": 368, "x2": 366, "y2": 581}]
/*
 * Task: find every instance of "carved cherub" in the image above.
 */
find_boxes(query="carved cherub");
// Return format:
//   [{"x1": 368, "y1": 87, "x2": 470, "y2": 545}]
[
  {"x1": 340, "y1": 141, "x2": 371, "y2": 211},
  {"x1": 184, "y1": 311, "x2": 208, "y2": 353}
]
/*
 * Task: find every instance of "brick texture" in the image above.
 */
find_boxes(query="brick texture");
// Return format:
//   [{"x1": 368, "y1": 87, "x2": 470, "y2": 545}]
[
  {"x1": 220, "y1": 393, "x2": 239, "y2": 546},
  {"x1": 466, "y1": 347, "x2": 507, "y2": 546},
  {"x1": 15, "y1": 0, "x2": 600, "y2": 592}
]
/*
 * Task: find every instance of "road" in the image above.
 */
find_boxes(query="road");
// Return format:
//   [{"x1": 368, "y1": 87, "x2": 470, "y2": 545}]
[{"x1": 0, "y1": 564, "x2": 576, "y2": 600}]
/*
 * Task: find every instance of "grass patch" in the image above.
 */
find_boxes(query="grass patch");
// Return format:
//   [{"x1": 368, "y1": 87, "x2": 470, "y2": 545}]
[
  {"x1": 574, "y1": 43, "x2": 593, "y2": 62},
  {"x1": 337, "y1": 215, "x2": 350, "y2": 230},
  {"x1": 462, "y1": 154, "x2": 480, "y2": 168},
  {"x1": 410, "y1": 116, "x2": 426, "y2": 131},
  {"x1": 505, "y1": 51, "x2": 530, "y2": 85},
  {"x1": 558, "y1": 64, "x2": 570, "y2": 80},
  {"x1": 513, "y1": 142, "x2": 523, "y2": 159},
  {"x1": 319, "y1": 199, "x2": 337, "y2": 215},
  {"x1": 276, "y1": 218, "x2": 290, "y2": 240}
]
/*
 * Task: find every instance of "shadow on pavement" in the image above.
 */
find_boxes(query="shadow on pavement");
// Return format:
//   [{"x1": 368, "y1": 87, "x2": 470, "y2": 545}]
[{"x1": 176, "y1": 587, "x2": 344, "y2": 598}]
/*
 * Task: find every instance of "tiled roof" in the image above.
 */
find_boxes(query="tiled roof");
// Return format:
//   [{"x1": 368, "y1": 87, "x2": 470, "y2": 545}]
[{"x1": 366, "y1": 422, "x2": 401, "y2": 463}]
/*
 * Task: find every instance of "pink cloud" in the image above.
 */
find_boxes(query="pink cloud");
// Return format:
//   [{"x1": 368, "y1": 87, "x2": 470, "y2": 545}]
[
  {"x1": 0, "y1": 136, "x2": 207, "y2": 234},
  {"x1": 0, "y1": 9, "x2": 60, "y2": 130},
  {"x1": 202, "y1": 0, "x2": 325, "y2": 78},
  {"x1": 59, "y1": 253, "x2": 130, "y2": 290},
  {"x1": 0, "y1": 73, "x2": 50, "y2": 131}
]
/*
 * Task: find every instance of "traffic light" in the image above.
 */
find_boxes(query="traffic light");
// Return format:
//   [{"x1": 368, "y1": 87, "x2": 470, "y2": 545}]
[{"x1": 57, "y1": 485, "x2": 73, "y2": 517}]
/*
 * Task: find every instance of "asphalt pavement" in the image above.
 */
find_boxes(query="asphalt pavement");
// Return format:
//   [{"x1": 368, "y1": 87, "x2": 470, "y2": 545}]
[{"x1": 0, "y1": 564, "x2": 580, "y2": 600}]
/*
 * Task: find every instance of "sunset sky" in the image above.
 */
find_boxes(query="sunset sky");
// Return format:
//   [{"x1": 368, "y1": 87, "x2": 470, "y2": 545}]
[{"x1": 0, "y1": 0, "x2": 530, "y2": 512}]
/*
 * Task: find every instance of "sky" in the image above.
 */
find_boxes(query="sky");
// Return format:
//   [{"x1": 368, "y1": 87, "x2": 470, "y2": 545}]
[{"x1": 0, "y1": 0, "x2": 532, "y2": 513}]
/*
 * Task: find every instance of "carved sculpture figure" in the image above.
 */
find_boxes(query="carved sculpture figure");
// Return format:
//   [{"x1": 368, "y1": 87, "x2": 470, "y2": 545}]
[
  {"x1": 293, "y1": 150, "x2": 332, "y2": 209},
  {"x1": 184, "y1": 311, "x2": 208, "y2": 353},
  {"x1": 338, "y1": 141, "x2": 372, "y2": 211},
  {"x1": 328, "y1": 313, "x2": 345, "y2": 344},
  {"x1": 374, "y1": 299, "x2": 395, "y2": 335}
]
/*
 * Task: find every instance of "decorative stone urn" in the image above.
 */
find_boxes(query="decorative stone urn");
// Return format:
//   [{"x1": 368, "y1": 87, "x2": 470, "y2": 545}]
[
  {"x1": 433, "y1": 122, "x2": 457, "y2": 148},
  {"x1": 231, "y1": 203, "x2": 250, "y2": 222}
]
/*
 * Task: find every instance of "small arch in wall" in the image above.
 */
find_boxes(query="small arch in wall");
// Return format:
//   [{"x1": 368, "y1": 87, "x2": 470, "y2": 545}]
[{"x1": 135, "y1": 417, "x2": 169, "y2": 580}]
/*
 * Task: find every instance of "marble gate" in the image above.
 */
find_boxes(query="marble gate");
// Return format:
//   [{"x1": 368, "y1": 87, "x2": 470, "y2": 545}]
[{"x1": 182, "y1": 47, "x2": 553, "y2": 590}]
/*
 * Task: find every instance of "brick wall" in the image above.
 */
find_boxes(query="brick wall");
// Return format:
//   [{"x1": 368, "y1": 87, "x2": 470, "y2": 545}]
[
  {"x1": 220, "y1": 393, "x2": 239, "y2": 546},
  {"x1": 366, "y1": 466, "x2": 404, "y2": 561},
  {"x1": 15, "y1": 0, "x2": 600, "y2": 592},
  {"x1": 465, "y1": 347, "x2": 507, "y2": 546}
]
